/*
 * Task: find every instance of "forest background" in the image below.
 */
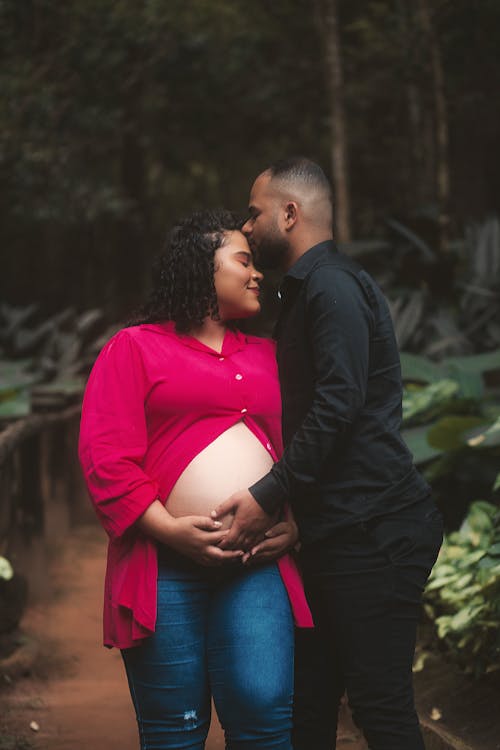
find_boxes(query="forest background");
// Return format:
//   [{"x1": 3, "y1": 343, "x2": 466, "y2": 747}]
[
  {"x1": 1, "y1": 0, "x2": 500, "y2": 688},
  {"x1": 1, "y1": 0, "x2": 499, "y2": 314}
]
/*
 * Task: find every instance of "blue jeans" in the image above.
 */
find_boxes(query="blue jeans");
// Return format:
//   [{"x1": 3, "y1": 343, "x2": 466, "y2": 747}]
[{"x1": 121, "y1": 552, "x2": 294, "y2": 750}]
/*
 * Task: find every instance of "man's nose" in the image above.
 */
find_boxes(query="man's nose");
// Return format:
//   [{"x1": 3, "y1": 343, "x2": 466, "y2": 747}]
[{"x1": 241, "y1": 219, "x2": 251, "y2": 235}]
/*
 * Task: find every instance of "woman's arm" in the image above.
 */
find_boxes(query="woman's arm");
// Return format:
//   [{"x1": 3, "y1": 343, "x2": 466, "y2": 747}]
[{"x1": 80, "y1": 331, "x2": 245, "y2": 564}]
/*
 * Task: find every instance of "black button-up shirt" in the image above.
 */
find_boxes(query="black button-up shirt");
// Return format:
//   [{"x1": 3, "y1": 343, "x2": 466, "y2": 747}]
[{"x1": 250, "y1": 241, "x2": 430, "y2": 546}]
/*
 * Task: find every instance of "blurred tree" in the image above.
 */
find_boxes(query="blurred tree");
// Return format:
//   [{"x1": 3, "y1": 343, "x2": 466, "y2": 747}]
[
  {"x1": 0, "y1": 0, "x2": 499, "y2": 318},
  {"x1": 417, "y1": 0, "x2": 451, "y2": 253},
  {"x1": 312, "y1": 0, "x2": 352, "y2": 242}
]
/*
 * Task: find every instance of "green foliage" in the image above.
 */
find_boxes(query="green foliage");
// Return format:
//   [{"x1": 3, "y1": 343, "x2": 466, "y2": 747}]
[
  {"x1": 0, "y1": 360, "x2": 39, "y2": 418},
  {"x1": 0, "y1": 557, "x2": 14, "y2": 581},
  {"x1": 402, "y1": 379, "x2": 460, "y2": 424},
  {"x1": 424, "y1": 500, "x2": 500, "y2": 676},
  {"x1": 401, "y1": 346, "x2": 500, "y2": 551},
  {"x1": 427, "y1": 416, "x2": 490, "y2": 452},
  {"x1": 466, "y1": 417, "x2": 500, "y2": 449},
  {"x1": 494, "y1": 473, "x2": 500, "y2": 493},
  {"x1": 401, "y1": 349, "x2": 500, "y2": 466}
]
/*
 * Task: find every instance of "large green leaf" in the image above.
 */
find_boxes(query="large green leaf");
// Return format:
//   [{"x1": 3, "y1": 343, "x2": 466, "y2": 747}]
[
  {"x1": 444, "y1": 364, "x2": 484, "y2": 400},
  {"x1": 427, "y1": 416, "x2": 489, "y2": 451},
  {"x1": 400, "y1": 352, "x2": 445, "y2": 384},
  {"x1": 466, "y1": 417, "x2": 500, "y2": 448},
  {"x1": 443, "y1": 350, "x2": 500, "y2": 375},
  {"x1": 401, "y1": 425, "x2": 442, "y2": 465},
  {"x1": 402, "y1": 380, "x2": 460, "y2": 423}
]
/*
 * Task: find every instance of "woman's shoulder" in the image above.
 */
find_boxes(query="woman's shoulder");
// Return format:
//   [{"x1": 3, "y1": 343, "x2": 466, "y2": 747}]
[
  {"x1": 97, "y1": 322, "x2": 177, "y2": 359},
  {"x1": 111, "y1": 321, "x2": 178, "y2": 344}
]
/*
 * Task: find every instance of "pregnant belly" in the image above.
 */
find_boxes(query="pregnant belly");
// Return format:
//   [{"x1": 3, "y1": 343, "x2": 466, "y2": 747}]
[{"x1": 166, "y1": 422, "x2": 274, "y2": 528}]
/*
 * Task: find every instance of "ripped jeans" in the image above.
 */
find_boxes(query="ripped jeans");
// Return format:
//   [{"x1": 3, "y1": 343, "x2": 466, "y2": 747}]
[{"x1": 121, "y1": 552, "x2": 294, "y2": 750}]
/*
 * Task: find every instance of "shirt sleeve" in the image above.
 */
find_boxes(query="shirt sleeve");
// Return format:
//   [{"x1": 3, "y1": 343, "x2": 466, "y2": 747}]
[
  {"x1": 78, "y1": 329, "x2": 160, "y2": 539},
  {"x1": 249, "y1": 265, "x2": 374, "y2": 514}
]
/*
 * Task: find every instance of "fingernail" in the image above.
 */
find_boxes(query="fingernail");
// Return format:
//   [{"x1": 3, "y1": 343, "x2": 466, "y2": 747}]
[
  {"x1": 210, "y1": 510, "x2": 217, "y2": 517},
  {"x1": 213, "y1": 521, "x2": 222, "y2": 528}
]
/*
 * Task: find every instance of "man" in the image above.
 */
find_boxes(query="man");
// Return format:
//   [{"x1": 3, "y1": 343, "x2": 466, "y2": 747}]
[{"x1": 213, "y1": 157, "x2": 443, "y2": 749}]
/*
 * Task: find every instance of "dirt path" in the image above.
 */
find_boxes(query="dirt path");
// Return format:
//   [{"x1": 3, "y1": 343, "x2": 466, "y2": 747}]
[{"x1": 1, "y1": 524, "x2": 366, "y2": 750}]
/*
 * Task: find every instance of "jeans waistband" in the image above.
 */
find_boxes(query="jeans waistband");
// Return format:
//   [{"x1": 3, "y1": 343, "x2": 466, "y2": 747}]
[{"x1": 157, "y1": 544, "x2": 248, "y2": 582}]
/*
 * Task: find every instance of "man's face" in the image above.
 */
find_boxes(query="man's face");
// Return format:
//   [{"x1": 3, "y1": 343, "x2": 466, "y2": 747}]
[{"x1": 241, "y1": 173, "x2": 289, "y2": 270}]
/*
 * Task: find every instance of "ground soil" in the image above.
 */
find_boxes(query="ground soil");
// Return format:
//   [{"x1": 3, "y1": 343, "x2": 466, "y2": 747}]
[
  {"x1": 413, "y1": 633, "x2": 500, "y2": 750},
  {"x1": 0, "y1": 524, "x2": 366, "y2": 750}
]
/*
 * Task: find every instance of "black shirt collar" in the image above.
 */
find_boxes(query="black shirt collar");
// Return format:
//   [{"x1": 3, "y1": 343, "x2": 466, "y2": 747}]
[{"x1": 285, "y1": 240, "x2": 337, "y2": 281}]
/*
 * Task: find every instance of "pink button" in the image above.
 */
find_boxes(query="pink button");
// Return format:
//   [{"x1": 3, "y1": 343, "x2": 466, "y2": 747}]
[
  {"x1": 235, "y1": 373, "x2": 243, "y2": 380},
  {"x1": 241, "y1": 408, "x2": 248, "y2": 414},
  {"x1": 266, "y1": 442, "x2": 272, "y2": 450},
  {"x1": 219, "y1": 357, "x2": 225, "y2": 361}
]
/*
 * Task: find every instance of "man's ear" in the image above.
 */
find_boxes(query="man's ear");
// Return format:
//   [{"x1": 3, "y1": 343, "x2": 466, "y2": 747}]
[{"x1": 284, "y1": 202, "x2": 298, "y2": 230}]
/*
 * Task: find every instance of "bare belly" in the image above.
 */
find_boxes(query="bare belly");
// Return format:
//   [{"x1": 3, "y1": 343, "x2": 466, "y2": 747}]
[{"x1": 166, "y1": 422, "x2": 274, "y2": 528}]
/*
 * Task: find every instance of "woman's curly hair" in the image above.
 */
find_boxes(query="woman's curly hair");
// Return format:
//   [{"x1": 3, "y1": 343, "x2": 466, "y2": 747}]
[{"x1": 133, "y1": 209, "x2": 242, "y2": 333}]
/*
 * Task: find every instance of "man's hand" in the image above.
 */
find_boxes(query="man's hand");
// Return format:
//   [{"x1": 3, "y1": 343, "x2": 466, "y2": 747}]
[
  {"x1": 211, "y1": 489, "x2": 272, "y2": 550},
  {"x1": 166, "y1": 515, "x2": 244, "y2": 566},
  {"x1": 242, "y1": 520, "x2": 299, "y2": 565}
]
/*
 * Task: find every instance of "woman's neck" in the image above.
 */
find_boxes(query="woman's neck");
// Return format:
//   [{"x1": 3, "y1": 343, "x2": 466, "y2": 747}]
[{"x1": 189, "y1": 317, "x2": 227, "y2": 353}]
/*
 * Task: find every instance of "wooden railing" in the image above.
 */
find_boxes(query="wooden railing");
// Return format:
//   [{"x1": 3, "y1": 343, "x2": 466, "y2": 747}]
[{"x1": 0, "y1": 405, "x2": 93, "y2": 602}]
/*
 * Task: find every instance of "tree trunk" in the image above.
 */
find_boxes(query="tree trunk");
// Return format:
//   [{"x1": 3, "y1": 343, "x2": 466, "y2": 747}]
[
  {"x1": 418, "y1": 0, "x2": 450, "y2": 252},
  {"x1": 397, "y1": 0, "x2": 430, "y2": 208},
  {"x1": 313, "y1": 0, "x2": 352, "y2": 243}
]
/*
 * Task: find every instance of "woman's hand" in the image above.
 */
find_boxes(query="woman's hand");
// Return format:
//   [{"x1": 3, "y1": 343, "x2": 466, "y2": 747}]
[
  {"x1": 136, "y1": 500, "x2": 244, "y2": 567},
  {"x1": 241, "y1": 519, "x2": 299, "y2": 566},
  {"x1": 165, "y1": 515, "x2": 245, "y2": 566}
]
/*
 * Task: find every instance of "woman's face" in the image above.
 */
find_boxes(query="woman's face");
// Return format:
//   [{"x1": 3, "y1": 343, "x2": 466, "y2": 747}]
[{"x1": 213, "y1": 230, "x2": 264, "y2": 321}]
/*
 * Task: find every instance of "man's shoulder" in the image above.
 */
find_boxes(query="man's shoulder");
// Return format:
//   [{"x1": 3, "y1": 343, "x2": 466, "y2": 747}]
[
  {"x1": 309, "y1": 248, "x2": 364, "y2": 276},
  {"x1": 309, "y1": 249, "x2": 383, "y2": 296},
  {"x1": 244, "y1": 333, "x2": 276, "y2": 353},
  {"x1": 303, "y1": 251, "x2": 371, "y2": 295}
]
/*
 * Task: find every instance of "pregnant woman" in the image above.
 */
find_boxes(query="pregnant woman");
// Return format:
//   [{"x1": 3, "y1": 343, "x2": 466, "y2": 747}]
[{"x1": 78, "y1": 209, "x2": 312, "y2": 750}]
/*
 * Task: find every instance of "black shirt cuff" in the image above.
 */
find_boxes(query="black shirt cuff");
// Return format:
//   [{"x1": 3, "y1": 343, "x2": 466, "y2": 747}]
[{"x1": 249, "y1": 471, "x2": 287, "y2": 515}]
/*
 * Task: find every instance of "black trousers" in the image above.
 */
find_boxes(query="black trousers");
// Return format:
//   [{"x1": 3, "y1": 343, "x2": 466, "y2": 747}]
[{"x1": 292, "y1": 497, "x2": 443, "y2": 750}]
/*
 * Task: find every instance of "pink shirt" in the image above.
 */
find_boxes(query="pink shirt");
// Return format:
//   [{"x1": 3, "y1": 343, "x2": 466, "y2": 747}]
[{"x1": 78, "y1": 322, "x2": 313, "y2": 648}]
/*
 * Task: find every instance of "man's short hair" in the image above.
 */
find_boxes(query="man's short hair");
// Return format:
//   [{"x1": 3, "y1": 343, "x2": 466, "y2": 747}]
[{"x1": 266, "y1": 157, "x2": 332, "y2": 200}]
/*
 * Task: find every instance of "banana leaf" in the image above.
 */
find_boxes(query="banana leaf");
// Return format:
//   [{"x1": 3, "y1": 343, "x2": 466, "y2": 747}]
[
  {"x1": 427, "y1": 416, "x2": 488, "y2": 451},
  {"x1": 401, "y1": 425, "x2": 443, "y2": 465},
  {"x1": 400, "y1": 352, "x2": 445, "y2": 383},
  {"x1": 402, "y1": 380, "x2": 460, "y2": 423},
  {"x1": 443, "y1": 349, "x2": 500, "y2": 375},
  {"x1": 466, "y1": 417, "x2": 500, "y2": 448}
]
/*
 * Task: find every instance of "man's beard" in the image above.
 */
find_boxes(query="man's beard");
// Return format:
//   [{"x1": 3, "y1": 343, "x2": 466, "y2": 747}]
[{"x1": 254, "y1": 227, "x2": 289, "y2": 270}]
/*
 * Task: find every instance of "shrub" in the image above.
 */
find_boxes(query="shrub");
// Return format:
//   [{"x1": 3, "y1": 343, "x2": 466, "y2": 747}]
[{"x1": 424, "y1": 500, "x2": 500, "y2": 676}]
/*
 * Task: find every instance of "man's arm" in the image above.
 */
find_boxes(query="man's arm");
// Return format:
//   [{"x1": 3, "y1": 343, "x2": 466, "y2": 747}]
[{"x1": 214, "y1": 265, "x2": 374, "y2": 547}]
